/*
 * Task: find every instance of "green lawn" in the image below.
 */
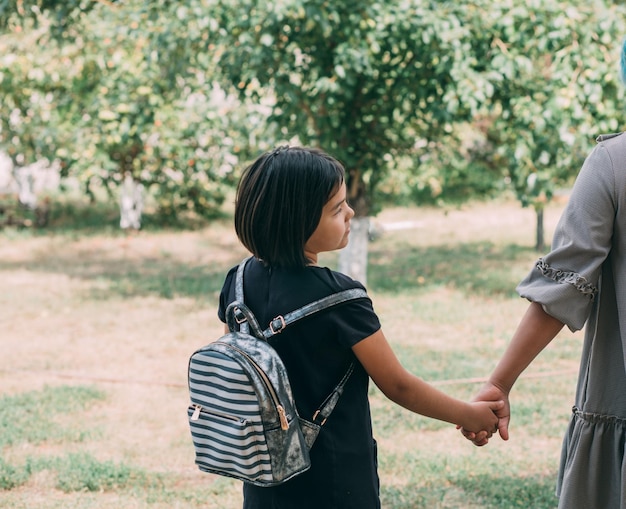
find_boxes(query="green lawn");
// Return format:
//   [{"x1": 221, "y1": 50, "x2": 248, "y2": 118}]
[{"x1": 0, "y1": 199, "x2": 577, "y2": 508}]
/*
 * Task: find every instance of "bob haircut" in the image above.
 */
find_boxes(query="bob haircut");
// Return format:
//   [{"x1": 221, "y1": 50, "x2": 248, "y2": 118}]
[{"x1": 235, "y1": 146, "x2": 346, "y2": 268}]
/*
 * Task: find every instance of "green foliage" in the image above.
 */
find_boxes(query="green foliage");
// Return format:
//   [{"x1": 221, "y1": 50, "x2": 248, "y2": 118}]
[
  {"x1": 0, "y1": 385, "x2": 105, "y2": 447},
  {"x1": 0, "y1": 1, "x2": 111, "y2": 32},
  {"x1": 212, "y1": 0, "x2": 626, "y2": 218},
  {"x1": 214, "y1": 0, "x2": 483, "y2": 215},
  {"x1": 0, "y1": 0, "x2": 255, "y2": 222},
  {"x1": 2, "y1": 0, "x2": 626, "y2": 229},
  {"x1": 468, "y1": 0, "x2": 626, "y2": 210},
  {"x1": 378, "y1": 153, "x2": 506, "y2": 207},
  {"x1": 0, "y1": 24, "x2": 69, "y2": 170}
]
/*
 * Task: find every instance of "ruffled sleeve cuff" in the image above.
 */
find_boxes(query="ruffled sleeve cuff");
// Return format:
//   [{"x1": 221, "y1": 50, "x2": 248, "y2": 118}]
[{"x1": 516, "y1": 258, "x2": 597, "y2": 332}]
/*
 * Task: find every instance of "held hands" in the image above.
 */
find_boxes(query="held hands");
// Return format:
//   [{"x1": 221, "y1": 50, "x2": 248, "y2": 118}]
[
  {"x1": 460, "y1": 398, "x2": 504, "y2": 442},
  {"x1": 459, "y1": 382, "x2": 511, "y2": 446}
]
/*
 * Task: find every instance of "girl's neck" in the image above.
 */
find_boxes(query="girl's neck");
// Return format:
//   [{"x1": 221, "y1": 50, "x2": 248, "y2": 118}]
[{"x1": 304, "y1": 250, "x2": 318, "y2": 266}]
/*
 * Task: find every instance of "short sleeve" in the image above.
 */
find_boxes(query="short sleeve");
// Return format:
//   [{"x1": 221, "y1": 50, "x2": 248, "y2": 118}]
[
  {"x1": 517, "y1": 142, "x2": 616, "y2": 331},
  {"x1": 327, "y1": 297, "x2": 381, "y2": 348}
]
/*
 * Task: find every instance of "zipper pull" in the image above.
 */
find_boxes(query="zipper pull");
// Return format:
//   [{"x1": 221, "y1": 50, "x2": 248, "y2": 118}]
[
  {"x1": 191, "y1": 405, "x2": 201, "y2": 421},
  {"x1": 277, "y1": 405, "x2": 289, "y2": 430}
]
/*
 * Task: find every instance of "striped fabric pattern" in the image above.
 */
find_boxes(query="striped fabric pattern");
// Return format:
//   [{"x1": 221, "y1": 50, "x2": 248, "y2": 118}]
[{"x1": 188, "y1": 350, "x2": 273, "y2": 482}]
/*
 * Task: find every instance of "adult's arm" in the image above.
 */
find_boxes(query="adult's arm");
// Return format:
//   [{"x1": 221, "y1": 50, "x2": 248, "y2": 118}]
[{"x1": 462, "y1": 301, "x2": 564, "y2": 445}]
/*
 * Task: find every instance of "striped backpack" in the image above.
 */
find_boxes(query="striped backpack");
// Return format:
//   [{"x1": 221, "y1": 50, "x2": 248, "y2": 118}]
[{"x1": 187, "y1": 257, "x2": 367, "y2": 487}]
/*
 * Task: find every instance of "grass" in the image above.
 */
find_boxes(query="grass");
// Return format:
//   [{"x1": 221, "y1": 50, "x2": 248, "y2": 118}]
[
  {"x1": 369, "y1": 241, "x2": 536, "y2": 297},
  {"x1": 0, "y1": 385, "x2": 105, "y2": 448},
  {"x1": 0, "y1": 198, "x2": 578, "y2": 508},
  {"x1": 0, "y1": 386, "x2": 143, "y2": 493}
]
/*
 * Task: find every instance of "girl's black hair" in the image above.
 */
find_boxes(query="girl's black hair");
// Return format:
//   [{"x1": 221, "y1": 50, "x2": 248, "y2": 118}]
[{"x1": 235, "y1": 146, "x2": 345, "y2": 268}]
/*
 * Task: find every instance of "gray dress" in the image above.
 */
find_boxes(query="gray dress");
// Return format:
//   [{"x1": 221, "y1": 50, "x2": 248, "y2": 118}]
[{"x1": 517, "y1": 132, "x2": 626, "y2": 508}]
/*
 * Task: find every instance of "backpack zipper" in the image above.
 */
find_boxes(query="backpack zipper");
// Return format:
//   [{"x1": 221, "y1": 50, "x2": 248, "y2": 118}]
[
  {"x1": 217, "y1": 342, "x2": 290, "y2": 431},
  {"x1": 191, "y1": 404, "x2": 202, "y2": 420},
  {"x1": 190, "y1": 404, "x2": 246, "y2": 424}
]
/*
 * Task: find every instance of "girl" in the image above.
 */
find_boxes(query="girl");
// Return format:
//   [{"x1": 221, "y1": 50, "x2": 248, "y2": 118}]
[{"x1": 218, "y1": 146, "x2": 502, "y2": 509}]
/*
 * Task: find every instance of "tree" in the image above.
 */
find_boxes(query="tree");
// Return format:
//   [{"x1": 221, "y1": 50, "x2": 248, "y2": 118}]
[
  {"x1": 4, "y1": 0, "x2": 625, "y2": 252},
  {"x1": 213, "y1": 0, "x2": 626, "y2": 266},
  {"x1": 0, "y1": 0, "x2": 258, "y2": 226},
  {"x1": 0, "y1": 0, "x2": 105, "y2": 30},
  {"x1": 468, "y1": 0, "x2": 626, "y2": 250},
  {"x1": 212, "y1": 0, "x2": 495, "y2": 282}
]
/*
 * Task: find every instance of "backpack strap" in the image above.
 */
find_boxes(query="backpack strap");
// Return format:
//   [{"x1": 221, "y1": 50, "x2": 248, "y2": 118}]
[
  {"x1": 234, "y1": 257, "x2": 250, "y2": 334},
  {"x1": 232, "y1": 256, "x2": 369, "y2": 425},
  {"x1": 262, "y1": 288, "x2": 368, "y2": 340},
  {"x1": 225, "y1": 301, "x2": 264, "y2": 339},
  {"x1": 261, "y1": 288, "x2": 367, "y2": 426},
  {"x1": 310, "y1": 362, "x2": 355, "y2": 426},
  {"x1": 234, "y1": 256, "x2": 368, "y2": 339}
]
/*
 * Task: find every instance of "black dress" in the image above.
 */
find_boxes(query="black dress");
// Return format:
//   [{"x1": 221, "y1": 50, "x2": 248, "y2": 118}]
[{"x1": 218, "y1": 257, "x2": 382, "y2": 509}]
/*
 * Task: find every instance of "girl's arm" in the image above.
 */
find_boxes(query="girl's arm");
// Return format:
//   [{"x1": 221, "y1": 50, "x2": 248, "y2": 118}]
[{"x1": 352, "y1": 329, "x2": 502, "y2": 433}]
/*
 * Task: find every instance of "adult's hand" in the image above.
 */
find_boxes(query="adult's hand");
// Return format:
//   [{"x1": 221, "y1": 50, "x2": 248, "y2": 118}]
[{"x1": 460, "y1": 382, "x2": 510, "y2": 446}]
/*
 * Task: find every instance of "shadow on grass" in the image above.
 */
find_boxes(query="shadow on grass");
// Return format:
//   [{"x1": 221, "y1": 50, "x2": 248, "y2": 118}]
[
  {"x1": 0, "y1": 229, "x2": 239, "y2": 300},
  {"x1": 368, "y1": 240, "x2": 538, "y2": 297},
  {"x1": 0, "y1": 222, "x2": 539, "y2": 302},
  {"x1": 88, "y1": 261, "x2": 233, "y2": 301},
  {"x1": 0, "y1": 239, "x2": 538, "y2": 302},
  {"x1": 0, "y1": 253, "x2": 233, "y2": 301},
  {"x1": 1, "y1": 196, "x2": 225, "y2": 235}
]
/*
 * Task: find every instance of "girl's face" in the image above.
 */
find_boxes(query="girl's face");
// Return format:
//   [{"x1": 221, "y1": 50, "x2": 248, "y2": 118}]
[{"x1": 304, "y1": 182, "x2": 354, "y2": 264}]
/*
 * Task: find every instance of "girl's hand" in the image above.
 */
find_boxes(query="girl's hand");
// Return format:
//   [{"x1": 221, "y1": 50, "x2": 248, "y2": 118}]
[
  {"x1": 459, "y1": 383, "x2": 511, "y2": 446},
  {"x1": 461, "y1": 399, "x2": 503, "y2": 439}
]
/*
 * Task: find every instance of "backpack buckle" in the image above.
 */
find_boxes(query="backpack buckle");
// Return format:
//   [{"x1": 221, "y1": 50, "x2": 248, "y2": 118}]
[
  {"x1": 233, "y1": 306, "x2": 247, "y2": 324},
  {"x1": 269, "y1": 315, "x2": 286, "y2": 334},
  {"x1": 312, "y1": 410, "x2": 327, "y2": 426}
]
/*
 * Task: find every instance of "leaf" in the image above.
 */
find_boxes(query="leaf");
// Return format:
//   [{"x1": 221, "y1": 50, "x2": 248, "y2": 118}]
[{"x1": 97, "y1": 110, "x2": 117, "y2": 121}]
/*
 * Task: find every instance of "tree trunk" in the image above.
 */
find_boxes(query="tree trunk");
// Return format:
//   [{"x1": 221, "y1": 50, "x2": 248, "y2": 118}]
[
  {"x1": 119, "y1": 174, "x2": 144, "y2": 230},
  {"x1": 338, "y1": 216, "x2": 370, "y2": 286},
  {"x1": 535, "y1": 206, "x2": 545, "y2": 252},
  {"x1": 13, "y1": 164, "x2": 38, "y2": 209}
]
